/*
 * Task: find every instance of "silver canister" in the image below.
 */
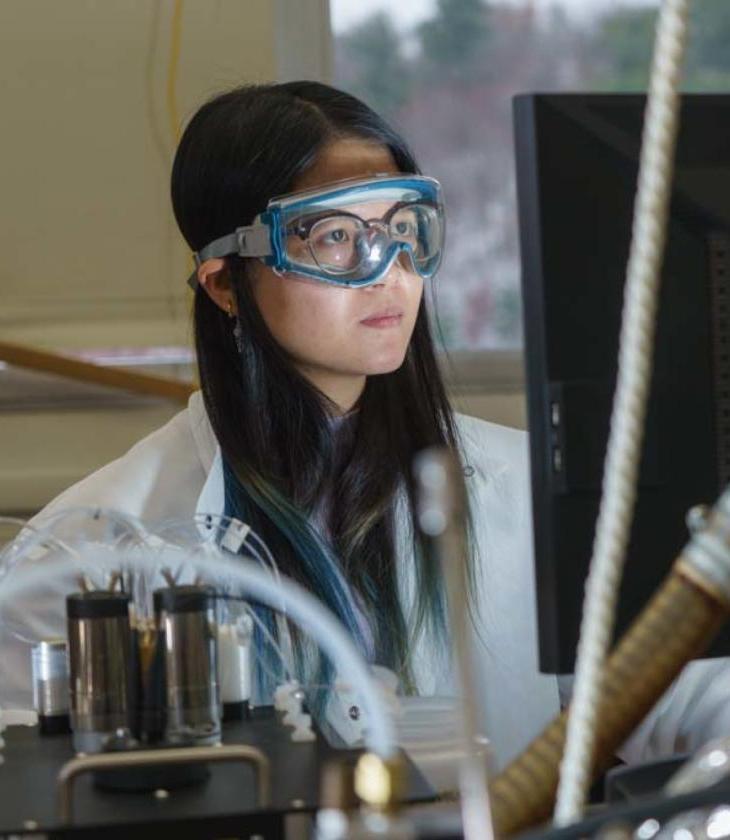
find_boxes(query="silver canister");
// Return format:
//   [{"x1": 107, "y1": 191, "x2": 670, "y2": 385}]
[
  {"x1": 31, "y1": 639, "x2": 71, "y2": 734},
  {"x1": 66, "y1": 591, "x2": 133, "y2": 753},
  {"x1": 154, "y1": 585, "x2": 221, "y2": 746}
]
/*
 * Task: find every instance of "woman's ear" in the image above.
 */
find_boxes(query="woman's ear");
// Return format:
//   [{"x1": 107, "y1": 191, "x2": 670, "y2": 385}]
[{"x1": 197, "y1": 258, "x2": 237, "y2": 316}]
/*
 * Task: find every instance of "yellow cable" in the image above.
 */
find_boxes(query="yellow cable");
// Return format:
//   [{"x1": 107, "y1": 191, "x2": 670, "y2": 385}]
[
  {"x1": 165, "y1": 0, "x2": 196, "y2": 294},
  {"x1": 167, "y1": 0, "x2": 184, "y2": 145},
  {"x1": 145, "y1": 0, "x2": 170, "y2": 165}
]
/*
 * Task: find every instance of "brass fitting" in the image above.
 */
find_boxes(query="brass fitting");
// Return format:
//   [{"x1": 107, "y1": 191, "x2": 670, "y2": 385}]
[{"x1": 354, "y1": 752, "x2": 405, "y2": 812}]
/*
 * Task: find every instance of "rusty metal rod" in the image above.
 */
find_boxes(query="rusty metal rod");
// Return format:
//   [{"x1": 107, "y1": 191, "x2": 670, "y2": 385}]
[{"x1": 0, "y1": 340, "x2": 195, "y2": 404}]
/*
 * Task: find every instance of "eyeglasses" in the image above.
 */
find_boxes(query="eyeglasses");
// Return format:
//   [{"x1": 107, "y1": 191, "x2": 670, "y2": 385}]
[{"x1": 285, "y1": 198, "x2": 442, "y2": 279}]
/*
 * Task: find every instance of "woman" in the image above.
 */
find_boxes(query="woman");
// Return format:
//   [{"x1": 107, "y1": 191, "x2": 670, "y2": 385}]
[{"x1": 12, "y1": 81, "x2": 730, "y2": 772}]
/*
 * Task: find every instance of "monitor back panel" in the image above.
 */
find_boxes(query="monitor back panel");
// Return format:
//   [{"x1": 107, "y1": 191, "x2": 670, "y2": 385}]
[{"x1": 514, "y1": 93, "x2": 730, "y2": 672}]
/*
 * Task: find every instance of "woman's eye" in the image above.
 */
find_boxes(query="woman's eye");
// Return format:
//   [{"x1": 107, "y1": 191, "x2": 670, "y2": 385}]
[
  {"x1": 393, "y1": 219, "x2": 415, "y2": 238},
  {"x1": 321, "y1": 228, "x2": 350, "y2": 245}
]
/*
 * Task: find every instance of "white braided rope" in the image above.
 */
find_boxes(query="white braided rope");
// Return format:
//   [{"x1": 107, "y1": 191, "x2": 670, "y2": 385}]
[{"x1": 553, "y1": 0, "x2": 691, "y2": 824}]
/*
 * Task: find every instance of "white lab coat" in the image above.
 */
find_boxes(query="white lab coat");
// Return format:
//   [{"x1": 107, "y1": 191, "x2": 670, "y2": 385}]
[{"x1": 6, "y1": 391, "x2": 730, "y2": 770}]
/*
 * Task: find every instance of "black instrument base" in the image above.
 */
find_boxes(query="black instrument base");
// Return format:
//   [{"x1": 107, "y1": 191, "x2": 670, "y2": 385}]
[{"x1": 0, "y1": 706, "x2": 433, "y2": 839}]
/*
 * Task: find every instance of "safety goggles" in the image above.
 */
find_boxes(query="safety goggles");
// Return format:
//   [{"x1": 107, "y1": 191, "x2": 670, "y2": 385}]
[{"x1": 189, "y1": 175, "x2": 445, "y2": 288}]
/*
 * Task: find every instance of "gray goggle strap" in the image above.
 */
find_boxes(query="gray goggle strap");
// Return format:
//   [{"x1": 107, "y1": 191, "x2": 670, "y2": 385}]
[{"x1": 187, "y1": 223, "x2": 272, "y2": 290}]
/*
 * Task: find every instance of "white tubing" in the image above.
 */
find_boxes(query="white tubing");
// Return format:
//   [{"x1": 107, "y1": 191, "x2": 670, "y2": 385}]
[
  {"x1": 0, "y1": 545, "x2": 397, "y2": 759},
  {"x1": 148, "y1": 514, "x2": 287, "y2": 617},
  {"x1": 554, "y1": 0, "x2": 691, "y2": 824}
]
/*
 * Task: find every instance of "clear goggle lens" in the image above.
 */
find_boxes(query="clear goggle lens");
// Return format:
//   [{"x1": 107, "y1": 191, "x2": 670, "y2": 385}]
[{"x1": 284, "y1": 201, "x2": 442, "y2": 279}]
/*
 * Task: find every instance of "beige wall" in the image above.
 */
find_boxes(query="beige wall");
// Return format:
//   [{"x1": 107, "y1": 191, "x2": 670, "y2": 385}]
[
  {"x1": 0, "y1": 1, "x2": 278, "y2": 514},
  {"x1": 0, "y1": 0, "x2": 277, "y2": 350},
  {"x1": 453, "y1": 392, "x2": 526, "y2": 430},
  {"x1": 1, "y1": 404, "x2": 179, "y2": 515}
]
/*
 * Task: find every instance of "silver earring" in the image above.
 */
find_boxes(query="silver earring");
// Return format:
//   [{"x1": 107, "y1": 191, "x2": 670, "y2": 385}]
[
  {"x1": 233, "y1": 318, "x2": 244, "y2": 354},
  {"x1": 226, "y1": 300, "x2": 244, "y2": 354}
]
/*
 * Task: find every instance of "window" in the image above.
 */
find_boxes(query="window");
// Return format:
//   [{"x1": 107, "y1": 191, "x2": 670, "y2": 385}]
[{"x1": 331, "y1": 0, "x2": 730, "y2": 357}]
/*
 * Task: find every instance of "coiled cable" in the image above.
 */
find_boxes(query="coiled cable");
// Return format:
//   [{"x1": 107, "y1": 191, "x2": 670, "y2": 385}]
[{"x1": 554, "y1": 0, "x2": 691, "y2": 824}]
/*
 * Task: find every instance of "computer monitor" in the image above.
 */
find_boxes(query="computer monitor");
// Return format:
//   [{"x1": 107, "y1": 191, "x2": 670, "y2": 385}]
[{"x1": 514, "y1": 93, "x2": 730, "y2": 673}]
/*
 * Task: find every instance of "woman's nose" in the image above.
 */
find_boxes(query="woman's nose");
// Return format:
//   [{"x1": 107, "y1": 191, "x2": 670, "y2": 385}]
[{"x1": 366, "y1": 256, "x2": 408, "y2": 290}]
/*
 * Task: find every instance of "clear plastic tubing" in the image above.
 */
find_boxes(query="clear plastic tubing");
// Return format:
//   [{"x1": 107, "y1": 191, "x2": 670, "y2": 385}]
[{"x1": 0, "y1": 546, "x2": 397, "y2": 759}]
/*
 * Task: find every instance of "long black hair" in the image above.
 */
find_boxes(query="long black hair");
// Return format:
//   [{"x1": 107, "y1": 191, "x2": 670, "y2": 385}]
[{"x1": 171, "y1": 81, "x2": 468, "y2": 701}]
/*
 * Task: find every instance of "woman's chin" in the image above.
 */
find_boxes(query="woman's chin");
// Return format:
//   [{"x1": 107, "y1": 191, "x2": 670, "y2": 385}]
[{"x1": 362, "y1": 348, "x2": 409, "y2": 376}]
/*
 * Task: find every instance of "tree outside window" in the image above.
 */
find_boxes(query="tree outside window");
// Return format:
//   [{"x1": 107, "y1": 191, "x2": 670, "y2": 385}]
[{"x1": 332, "y1": 0, "x2": 730, "y2": 351}]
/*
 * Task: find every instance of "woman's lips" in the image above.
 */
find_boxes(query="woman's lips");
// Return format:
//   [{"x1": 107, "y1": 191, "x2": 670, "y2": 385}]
[
  {"x1": 360, "y1": 315, "x2": 403, "y2": 328},
  {"x1": 360, "y1": 307, "x2": 404, "y2": 328}
]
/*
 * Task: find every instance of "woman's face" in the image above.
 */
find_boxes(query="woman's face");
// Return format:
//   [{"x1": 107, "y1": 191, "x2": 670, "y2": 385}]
[{"x1": 248, "y1": 138, "x2": 424, "y2": 410}]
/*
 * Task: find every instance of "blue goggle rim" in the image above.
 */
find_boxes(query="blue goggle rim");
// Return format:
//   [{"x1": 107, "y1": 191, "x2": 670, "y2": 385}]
[
  {"x1": 190, "y1": 175, "x2": 444, "y2": 289},
  {"x1": 264, "y1": 176, "x2": 443, "y2": 286}
]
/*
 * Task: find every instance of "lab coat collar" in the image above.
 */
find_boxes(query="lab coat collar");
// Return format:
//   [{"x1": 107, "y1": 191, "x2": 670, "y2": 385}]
[
  {"x1": 188, "y1": 392, "x2": 226, "y2": 518},
  {"x1": 188, "y1": 391, "x2": 218, "y2": 474},
  {"x1": 196, "y1": 448, "x2": 225, "y2": 518}
]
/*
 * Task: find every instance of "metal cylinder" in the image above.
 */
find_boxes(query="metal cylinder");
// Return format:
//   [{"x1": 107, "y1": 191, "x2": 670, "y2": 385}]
[
  {"x1": 154, "y1": 585, "x2": 221, "y2": 746},
  {"x1": 66, "y1": 591, "x2": 133, "y2": 753},
  {"x1": 31, "y1": 638, "x2": 71, "y2": 734}
]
